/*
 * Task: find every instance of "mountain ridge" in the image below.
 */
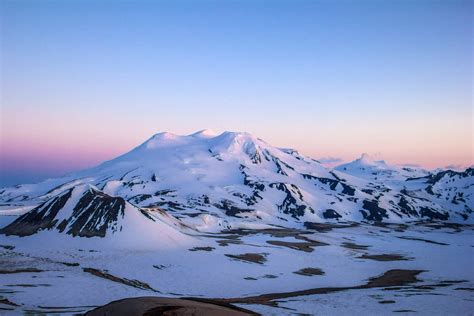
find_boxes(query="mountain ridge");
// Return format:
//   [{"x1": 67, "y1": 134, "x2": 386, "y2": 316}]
[{"x1": 1, "y1": 130, "x2": 472, "y2": 239}]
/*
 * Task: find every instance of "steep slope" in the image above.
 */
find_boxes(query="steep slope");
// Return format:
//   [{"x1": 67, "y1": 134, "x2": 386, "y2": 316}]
[
  {"x1": 0, "y1": 130, "x2": 473, "y2": 237},
  {"x1": 403, "y1": 168, "x2": 474, "y2": 220},
  {"x1": 0, "y1": 185, "x2": 195, "y2": 248}
]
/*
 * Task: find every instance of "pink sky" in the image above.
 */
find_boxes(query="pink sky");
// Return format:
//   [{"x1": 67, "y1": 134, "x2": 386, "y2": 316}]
[
  {"x1": 2, "y1": 120, "x2": 472, "y2": 176},
  {"x1": 1, "y1": 0, "x2": 472, "y2": 186}
]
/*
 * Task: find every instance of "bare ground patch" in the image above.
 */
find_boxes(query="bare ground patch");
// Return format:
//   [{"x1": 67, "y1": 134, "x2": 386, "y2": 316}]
[
  {"x1": 225, "y1": 253, "x2": 267, "y2": 265},
  {"x1": 293, "y1": 268, "x2": 325, "y2": 276},
  {"x1": 189, "y1": 247, "x2": 215, "y2": 252},
  {"x1": 0, "y1": 268, "x2": 44, "y2": 274},
  {"x1": 83, "y1": 268, "x2": 158, "y2": 292},
  {"x1": 85, "y1": 296, "x2": 258, "y2": 316},
  {"x1": 397, "y1": 236, "x2": 449, "y2": 246},
  {"x1": 210, "y1": 269, "x2": 425, "y2": 306},
  {"x1": 341, "y1": 242, "x2": 371, "y2": 250},
  {"x1": 358, "y1": 254, "x2": 411, "y2": 261}
]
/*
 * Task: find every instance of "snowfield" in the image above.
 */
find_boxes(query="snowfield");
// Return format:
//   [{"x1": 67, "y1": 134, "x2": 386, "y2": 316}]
[
  {"x1": 0, "y1": 222, "x2": 472, "y2": 315},
  {"x1": 0, "y1": 130, "x2": 472, "y2": 314}
]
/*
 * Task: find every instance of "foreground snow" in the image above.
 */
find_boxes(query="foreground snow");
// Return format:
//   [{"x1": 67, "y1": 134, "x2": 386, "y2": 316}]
[{"x1": 0, "y1": 222, "x2": 472, "y2": 314}]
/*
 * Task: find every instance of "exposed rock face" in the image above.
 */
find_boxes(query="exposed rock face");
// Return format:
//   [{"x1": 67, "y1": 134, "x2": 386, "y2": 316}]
[
  {"x1": 63, "y1": 188, "x2": 126, "y2": 237},
  {"x1": 0, "y1": 186, "x2": 191, "y2": 243},
  {"x1": 0, "y1": 189, "x2": 73, "y2": 236},
  {"x1": 1, "y1": 188, "x2": 130, "y2": 237}
]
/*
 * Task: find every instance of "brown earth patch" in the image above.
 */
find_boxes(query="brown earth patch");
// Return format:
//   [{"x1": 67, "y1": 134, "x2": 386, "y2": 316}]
[
  {"x1": 304, "y1": 222, "x2": 359, "y2": 233},
  {"x1": 85, "y1": 296, "x2": 258, "y2": 316},
  {"x1": 0, "y1": 298, "x2": 19, "y2": 306},
  {"x1": 189, "y1": 247, "x2": 215, "y2": 252},
  {"x1": 294, "y1": 268, "x2": 325, "y2": 276},
  {"x1": 211, "y1": 269, "x2": 424, "y2": 306},
  {"x1": 358, "y1": 254, "x2": 410, "y2": 261},
  {"x1": 0, "y1": 268, "x2": 43, "y2": 274},
  {"x1": 341, "y1": 242, "x2": 370, "y2": 250},
  {"x1": 6, "y1": 284, "x2": 51, "y2": 287},
  {"x1": 83, "y1": 268, "x2": 158, "y2": 292},
  {"x1": 266, "y1": 240, "x2": 317, "y2": 252},
  {"x1": 217, "y1": 239, "x2": 243, "y2": 247},
  {"x1": 225, "y1": 253, "x2": 267, "y2": 265},
  {"x1": 60, "y1": 262, "x2": 80, "y2": 267},
  {"x1": 455, "y1": 287, "x2": 474, "y2": 291},
  {"x1": 397, "y1": 236, "x2": 448, "y2": 246}
]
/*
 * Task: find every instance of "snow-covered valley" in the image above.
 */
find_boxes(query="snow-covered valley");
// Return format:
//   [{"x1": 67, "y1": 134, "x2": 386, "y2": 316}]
[{"x1": 0, "y1": 222, "x2": 472, "y2": 315}]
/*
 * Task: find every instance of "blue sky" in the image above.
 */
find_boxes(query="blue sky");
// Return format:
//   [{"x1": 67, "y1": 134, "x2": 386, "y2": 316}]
[{"x1": 1, "y1": 0, "x2": 472, "y2": 186}]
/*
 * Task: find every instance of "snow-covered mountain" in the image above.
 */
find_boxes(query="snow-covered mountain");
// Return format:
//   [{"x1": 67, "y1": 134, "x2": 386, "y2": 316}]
[
  {"x1": 0, "y1": 184, "x2": 195, "y2": 248},
  {"x1": 335, "y1": 153, "x2": 430, "y2": 182},
  {"x1": 1, "y1": 130, "x2": 473, "y2": 238}
]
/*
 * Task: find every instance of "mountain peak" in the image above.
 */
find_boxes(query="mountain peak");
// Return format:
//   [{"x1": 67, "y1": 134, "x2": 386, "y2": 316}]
[
  {"x1": 334, "y1": 153, "x2": 390, "y2": 175},
  {"x1": 358, "y1": 153, "x2": 386, "y2": 165},
  {"x1": 150, "y1": 131, "x2": 180, "y2": 141},
  {"x1": 191, "y1": 129, "x2": 218, "y2": 138},
  {"x1": 359, "y1": 153, "x2": 372, "y2": 161},
  {"x1": 143, "y1": 132, "x2": 184, "y2": 149}
]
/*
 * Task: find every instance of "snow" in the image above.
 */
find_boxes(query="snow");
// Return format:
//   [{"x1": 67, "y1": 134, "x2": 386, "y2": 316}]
[
  {"x1": 0, "y1": 130, "x2": 473, "y2": 314},
  {"x1": 0, "y1": 223, "x2": 472, "y2": 314},
  {"x1": 1, "y1": 131, "x2": 472, "y2": 230}
]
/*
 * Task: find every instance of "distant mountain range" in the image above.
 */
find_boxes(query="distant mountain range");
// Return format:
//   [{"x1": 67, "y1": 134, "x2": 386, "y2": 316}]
[{"x1": 1, "y1": 130, "x2": 472, "y2": 239}]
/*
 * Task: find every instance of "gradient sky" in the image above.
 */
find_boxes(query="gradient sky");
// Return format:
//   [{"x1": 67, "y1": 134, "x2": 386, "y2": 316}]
[{"x1": 1, "y1": 0, "x2": 473, "y2": 186}]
